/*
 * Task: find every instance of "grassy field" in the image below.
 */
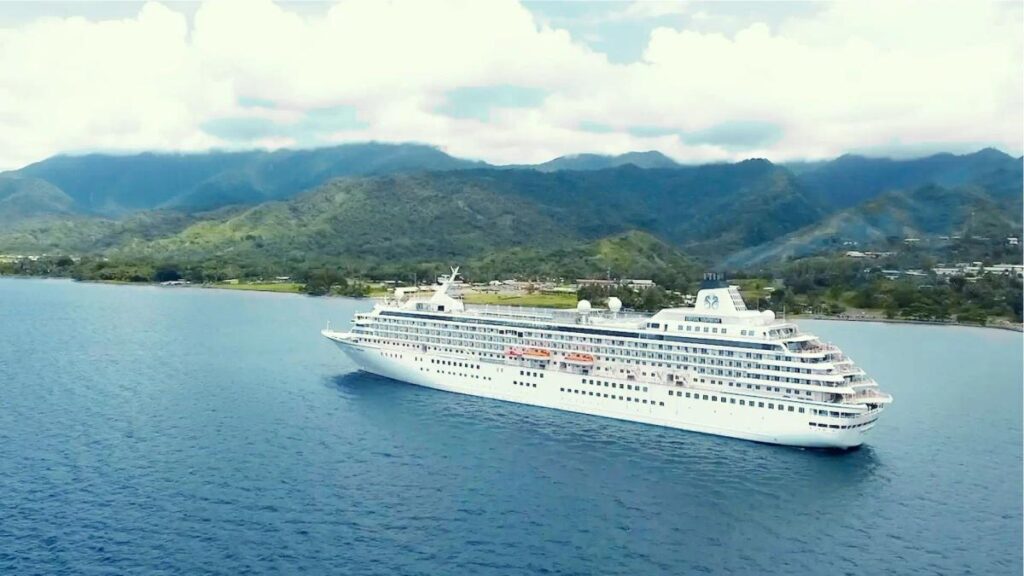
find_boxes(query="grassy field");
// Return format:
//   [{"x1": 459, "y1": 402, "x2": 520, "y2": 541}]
[
  {"x1": 209, "y1": 282, "x2": 304, "y2": 294},
  {"x1": 463, "y1": 291, "x2": 577, "y2": 308}
]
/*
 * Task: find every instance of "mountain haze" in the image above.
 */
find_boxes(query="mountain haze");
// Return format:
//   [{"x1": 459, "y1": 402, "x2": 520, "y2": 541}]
[
  {"x1": 530, "y1": 151, "x2": 678, "y2": 172},
  {"x1": 796, "y1": 148, "x2": 1019, "y2": 209},
  {"x1": 8, "y1": 143, "x2": 482, "y2": 216},
  {"x1": 0, "y1": 175, "x2": 75, "y2": 224}
]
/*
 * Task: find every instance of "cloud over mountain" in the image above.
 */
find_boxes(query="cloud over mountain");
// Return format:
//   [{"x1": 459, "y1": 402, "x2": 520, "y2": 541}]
[{"x1": 0, "y1": 0, "x2": 1019, "y2": 169}]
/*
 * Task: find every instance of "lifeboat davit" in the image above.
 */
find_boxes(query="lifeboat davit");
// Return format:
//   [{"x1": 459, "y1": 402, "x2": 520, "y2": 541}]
[
  {"x1": 523, "y1": 347, "x2": 551, "y2": 359},
  {"x1": 564, "y1": 353, "x2": 595, "y2": 364}
]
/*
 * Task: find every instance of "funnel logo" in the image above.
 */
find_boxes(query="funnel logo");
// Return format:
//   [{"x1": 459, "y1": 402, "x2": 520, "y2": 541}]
[{"x1": 704, "y1": 294, "x2": 720, "y2": 310}]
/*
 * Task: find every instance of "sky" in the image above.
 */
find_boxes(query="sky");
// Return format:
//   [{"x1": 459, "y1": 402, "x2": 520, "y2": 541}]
[{"x1": 0, "y1": 0, "x2": 1020, "y2": 170}]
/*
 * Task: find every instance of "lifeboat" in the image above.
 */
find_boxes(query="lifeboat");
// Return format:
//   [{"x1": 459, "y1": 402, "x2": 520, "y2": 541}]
[
  {"x1": 506, "y1": 347, "x2": 524, "y2": 357},
  {"x1": 564, "y1": 352, "x2": 595, "y2": 364},
  {"x1": 523, "y1": 347, "x2": 551, "y2": 359}
]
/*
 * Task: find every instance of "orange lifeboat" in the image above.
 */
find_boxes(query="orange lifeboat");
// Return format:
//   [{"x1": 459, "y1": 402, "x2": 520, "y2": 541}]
[
  {"x1": 523, "y1": 347, "x2": 551, "y2": 359},
  {"x1": 565, "y1": 352, "x2": 595, "y2": 364},
  {"x1": 506, "y1": 347, "x2": 524, "y2": 357}
]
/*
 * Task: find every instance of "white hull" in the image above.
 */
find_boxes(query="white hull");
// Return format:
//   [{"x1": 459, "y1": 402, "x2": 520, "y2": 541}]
[{"x1": 330, "y1": 337, "x2": 876, "y2": 449}]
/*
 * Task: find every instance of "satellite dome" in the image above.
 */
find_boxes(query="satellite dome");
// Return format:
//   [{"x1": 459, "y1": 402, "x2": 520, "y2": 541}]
[
  {"x1": 607, "y1": 297, "x2": 622, "y2": 313},
  {"x1": 761, "y1": 310, "x2": 776, "y2": 320},
  {"x1": 576, "y1": 299, "x2": 592, "y2": 313}
]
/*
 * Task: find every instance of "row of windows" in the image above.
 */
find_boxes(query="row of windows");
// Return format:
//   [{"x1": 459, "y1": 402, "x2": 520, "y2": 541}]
[
  {"x1": 669, "y1": 390, "x2": 807, "y2": 413},
  {"x1": 519, "y1": 370, "x2": 544, "y2": 379},
  {"x1": 679, "y1": 324, "x2": 729, "y2": 335},
  {"x1": 513, "y1": 380, "x2": 537, "y2": 388},
  {"x1": 561, "y1": 388, "x2": 665, "y2": 406},
  {"x1": 810, "y1": 409, "x2": 861, "y2": 418},
  {"x1": 426, "y1": 367, "x2": 491, "y2": 381},
  {"x1": 810, "y1": 420, "x2": 874, "y2": 430},
  {"x1": 431, "y1": 358, "x2": 481, "y2": 370},
  {"x1": 581, "y1": 378, "x2": 647, "y2": 392},
  {"x1": 716, "y1": 380, "x2": 813, "y2": 397}
]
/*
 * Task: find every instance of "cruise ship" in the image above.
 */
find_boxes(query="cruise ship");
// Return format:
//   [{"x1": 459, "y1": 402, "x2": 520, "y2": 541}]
[{"x1": 322, "y1": 269, "x2": 892, "y2": 448}]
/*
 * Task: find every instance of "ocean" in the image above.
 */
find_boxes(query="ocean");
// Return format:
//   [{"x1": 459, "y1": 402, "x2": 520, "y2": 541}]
[{"x1": 1, "y1": 278, "x2": 1020, "y2": 575}]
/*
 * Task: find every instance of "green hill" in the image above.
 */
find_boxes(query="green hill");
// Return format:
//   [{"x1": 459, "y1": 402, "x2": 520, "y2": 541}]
[
  {"x1": 461, "y1": 160, "x2": 823, "y2": 259},
  {"x1": 110, "y1": 173, "x2": 571, "y2": 270},
  {"x1": 722, "y1": 182, "x2": 1023, "y2": 268},
  {"x1": 0, "y1": 175, "x2": 75, "y2": 223},
  {"x1": 795, "y1": 148, "x2": 1018, "y2": 209},
  {"x1": 468, "y1": 231, "x2": 700, "y2": 287},
  {"x1": 9, "y1": 143, "x2": 482, "y2": 215}
]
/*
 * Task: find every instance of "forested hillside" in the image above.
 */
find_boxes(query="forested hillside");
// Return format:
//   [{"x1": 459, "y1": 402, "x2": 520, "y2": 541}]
[{"x1": 0, "y1": 144, "x2": 1019, "y2": 290}]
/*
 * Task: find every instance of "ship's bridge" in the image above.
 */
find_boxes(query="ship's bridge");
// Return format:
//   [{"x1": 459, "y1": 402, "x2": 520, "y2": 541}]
[{"x1": 644, "y1": 283, "x2": 793, "y2": 339}]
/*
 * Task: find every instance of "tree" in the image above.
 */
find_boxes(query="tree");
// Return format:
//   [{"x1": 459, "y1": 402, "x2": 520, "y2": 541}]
[{"x1": 154, "y1": 266, "x2": 181, "y2": 282}]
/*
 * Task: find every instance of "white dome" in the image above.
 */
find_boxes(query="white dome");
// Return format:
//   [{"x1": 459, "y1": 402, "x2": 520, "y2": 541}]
[
  {"x1": 576, "y1": 299, "x2": 592, "y2": 313},
  {"x1": 761, "y1": 310, "x2": 776, "y2": 320},
  {"x1": 607, "y1": 297, "x2": 622, "y2": 313}
]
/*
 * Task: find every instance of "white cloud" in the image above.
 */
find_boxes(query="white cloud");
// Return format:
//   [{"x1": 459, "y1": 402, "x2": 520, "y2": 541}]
[{"x1": 0, "y1": 0, "x2": 1019, "y2": 170}]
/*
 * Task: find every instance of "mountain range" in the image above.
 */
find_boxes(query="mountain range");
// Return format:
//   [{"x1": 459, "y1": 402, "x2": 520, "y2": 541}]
[{"x1": 0, "y1": 142, "x2": 1020, "y2": 280}]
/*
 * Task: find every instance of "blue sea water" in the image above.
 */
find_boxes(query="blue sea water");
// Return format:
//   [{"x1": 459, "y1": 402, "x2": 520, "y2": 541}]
[{"x1": 0, "y1": 278, "x2": 1020, "y2": 575}]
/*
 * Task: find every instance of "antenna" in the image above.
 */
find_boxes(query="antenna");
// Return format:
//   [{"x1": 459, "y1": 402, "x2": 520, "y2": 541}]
[{"x1": 437, "y1": 265, "x2": 460, "y2": 295}]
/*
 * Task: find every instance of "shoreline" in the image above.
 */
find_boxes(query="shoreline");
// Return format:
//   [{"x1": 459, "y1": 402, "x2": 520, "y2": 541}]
[
  {"x1": 791, "y1": 313, "x2": 1023, "y2": 333},
  {"x1": 3, "y1": 274, "x2": 1021, "y2": 333}
]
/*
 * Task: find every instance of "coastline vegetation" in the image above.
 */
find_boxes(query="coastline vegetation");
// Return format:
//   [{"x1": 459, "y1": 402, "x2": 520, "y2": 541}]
[
  {"x1": 734, "y1": 257, "x2": 1023, "y2": 326},
  {"x1": 1, "y1": 253, "x2": 1020, "y2": 327}
]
